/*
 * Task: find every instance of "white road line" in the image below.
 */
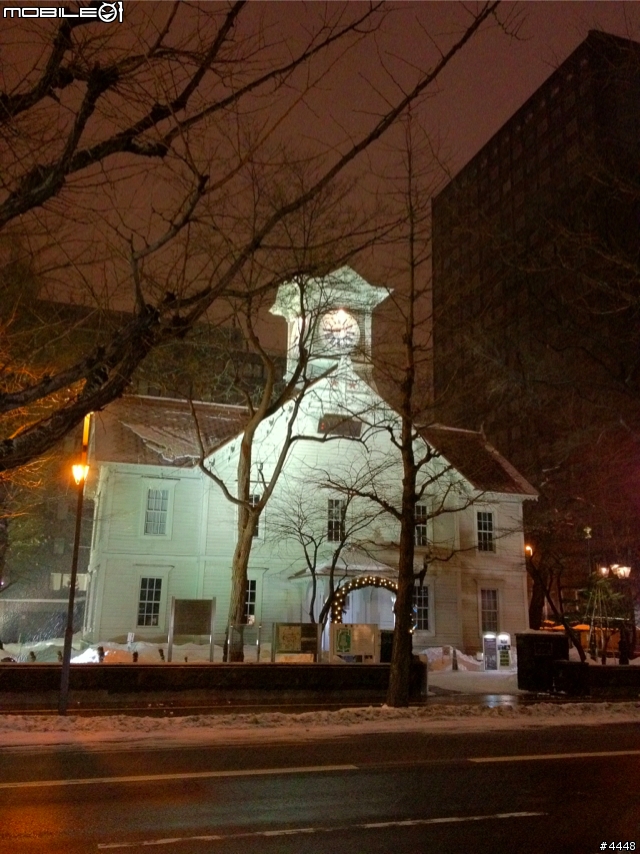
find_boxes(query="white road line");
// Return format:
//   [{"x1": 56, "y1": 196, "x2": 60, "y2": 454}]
[
  {"x1": 98, "y1": 812, "x2": 546, "y2": 849},
  {"x1": 0, "y1": 764, "x2": 357, "y2": 790},
  {"x1": 470, "y1": 749, "x2": 640, "y2": 763}
]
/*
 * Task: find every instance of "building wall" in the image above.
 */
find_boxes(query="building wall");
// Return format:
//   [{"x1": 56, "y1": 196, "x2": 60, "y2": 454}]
[
  {"x1": 432, "y1": 31, "x2": 640, "y2": 457},
  {"x1": 86, "y1": 375, "x2": 530, "y2": 651}
]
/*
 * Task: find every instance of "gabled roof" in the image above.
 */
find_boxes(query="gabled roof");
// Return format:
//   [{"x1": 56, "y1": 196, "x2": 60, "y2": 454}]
[
  {"x1": 92, "y1": 395, "x2": 248, "y2": 467},
  {"x1": 419, "y1": 424, "x2": 538, "y2": 497}
]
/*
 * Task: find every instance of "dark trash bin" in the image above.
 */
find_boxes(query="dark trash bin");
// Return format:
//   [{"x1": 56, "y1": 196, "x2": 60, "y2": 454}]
[
  {"x1": 553, "y1": 659, "x2": 590, "y2": 696},
  {"x1": 379, "y1": 630, "x2": 394, "y2": 663},
  {"x1": 516, "y1": 631, "x2": 569, "y2": 692}
]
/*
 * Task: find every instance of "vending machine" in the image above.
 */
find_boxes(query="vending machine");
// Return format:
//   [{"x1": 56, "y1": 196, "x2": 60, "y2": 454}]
[{"x1": 497, "y1": 632, "x2": 512, "y2": 669}]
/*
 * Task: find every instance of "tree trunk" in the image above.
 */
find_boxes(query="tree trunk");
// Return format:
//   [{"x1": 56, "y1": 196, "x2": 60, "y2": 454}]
[
  {"x1": 387, "y1": 527, "x2": 415, "y2": 706},
  {"x1": 0, "y1": 482, "x2": 10, "y2": 589},
  {"x1": 227, "y1": 431, "x2": 256, "y2": 663},
  {"x1": 387, "y1": 415, "x2": 417, "y2": 707},
  {"x1": 528, "y1": 575, "x2": 545, "y2": 629},
  {"x1": 227, "y1": 513, "x2": 256, "y2": 662}
]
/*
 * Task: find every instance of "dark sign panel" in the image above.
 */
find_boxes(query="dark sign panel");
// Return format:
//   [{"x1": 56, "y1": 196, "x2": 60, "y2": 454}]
[
  {"x1": 174, "y1": 599, "x2": 214, "y2": 635},
  {"x1": 168, "y1": 598, "x2": 216, "y2": 662}
]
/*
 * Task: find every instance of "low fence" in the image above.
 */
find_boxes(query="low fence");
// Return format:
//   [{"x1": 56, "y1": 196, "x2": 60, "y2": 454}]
[
  {"x1": 553, "y1": 660, "x2": 640, "y2": 697},
  {"x1": 0, "y1": 660, "x2": 427, "y2": 700}
]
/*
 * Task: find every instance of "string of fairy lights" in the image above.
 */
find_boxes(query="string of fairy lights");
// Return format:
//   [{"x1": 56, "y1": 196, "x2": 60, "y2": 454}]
[{"x1": 331, "y1": 575, "x2": 399, "y2": 624}]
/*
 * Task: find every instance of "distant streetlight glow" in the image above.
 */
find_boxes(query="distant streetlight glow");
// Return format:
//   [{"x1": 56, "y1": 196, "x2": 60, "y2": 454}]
[
  {"x1": 599, "y1": 564, "x2": 632, "y2": 579},
  {"x1": 525, "y1": 545, "x2": 533, "y2": 556}
]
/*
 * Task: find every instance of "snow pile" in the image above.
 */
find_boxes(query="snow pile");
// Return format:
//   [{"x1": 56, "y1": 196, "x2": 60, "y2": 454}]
[
  {"x1": 0, "y1": 702, "x2": 639, "y2": 750},
  {"x1": 0, "y1": 639, "x2": 268, "y2": 664},
  {"x1": 420, "y1": 646, "x2": 486, "y2": 672}
]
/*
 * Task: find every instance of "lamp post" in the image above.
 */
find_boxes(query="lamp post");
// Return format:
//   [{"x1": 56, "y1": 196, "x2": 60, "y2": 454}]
[
  {"x1": 58, "y1": 414, "x2": 91, "y2": 716},
  {"x1": 594, "y1": 564, "x2": 633, "y2": 664}
]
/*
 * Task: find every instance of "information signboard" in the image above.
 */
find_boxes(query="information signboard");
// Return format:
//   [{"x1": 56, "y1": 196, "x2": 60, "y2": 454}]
[
  {"x1": 271, "y1": 623, "x2": 321, "y2": 662},
  {"x1": 330, "y1": 623, "x2": 379, "y2": 663},
  {"x1": 497, "y1": 632, "x2": 512, "y2": 669},
  {"x1": 168, "y1": 598, "x2": 216, "y2": 662}
]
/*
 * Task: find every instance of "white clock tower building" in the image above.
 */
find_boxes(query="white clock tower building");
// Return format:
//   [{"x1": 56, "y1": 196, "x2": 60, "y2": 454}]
[{"x1": 270, "y1": 266, "x2": 389, "y2": 382}]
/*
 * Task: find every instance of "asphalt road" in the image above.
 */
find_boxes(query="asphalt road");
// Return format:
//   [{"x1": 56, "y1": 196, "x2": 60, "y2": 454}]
[{"x1": 0, "y1": 725, "x2": 638, "y2": 853}]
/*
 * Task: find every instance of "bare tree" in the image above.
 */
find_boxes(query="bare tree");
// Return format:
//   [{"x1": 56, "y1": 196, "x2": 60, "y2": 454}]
[
  {"x1": 315, "y1": 111, "x2": 521, "y2": 705},
  {"x1": 193, "y1": 270, "x2": 347, "y2": 660},
  {"x1": 0, "y1": 1, "x2": 502, "y2": 474},
  {"x1": 269, "y1": 475, "x2": 383, "y2": 628}
]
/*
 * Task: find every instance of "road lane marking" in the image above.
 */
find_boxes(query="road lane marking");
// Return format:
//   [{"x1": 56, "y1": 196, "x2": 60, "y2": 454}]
[
  {"x1": 98, "y1": 813, "x2": 546, "y2": 849},
  {"x1": 362, "y1": 812, "x2": 545, "y2": 828},
  {"x1": 470, "y1": 749, "x2": 640, "y2": 763},
  {"x1": 0, "y1": 764, "x2": 357, "y2": 790}
]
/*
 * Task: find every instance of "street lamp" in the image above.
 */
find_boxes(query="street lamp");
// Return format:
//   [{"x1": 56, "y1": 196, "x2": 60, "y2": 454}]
[
  {"x1": 599, "y1": 564, "x2": 632, "y2": 579},
  {"x1": 593, "y1": 564, "x2": 634, "y2": 664},
  {"x1": 58, "y1": 413, "x2": 91, "y2": 716}
]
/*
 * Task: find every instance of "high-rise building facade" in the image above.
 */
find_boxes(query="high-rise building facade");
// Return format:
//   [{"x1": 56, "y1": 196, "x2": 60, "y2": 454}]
[{"x1": 432, "y1": 31, "x2": 640, "y2": 604}]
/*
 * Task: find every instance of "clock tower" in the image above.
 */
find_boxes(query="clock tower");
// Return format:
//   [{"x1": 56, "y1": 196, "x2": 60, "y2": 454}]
[{"x1": 270, "y1": 267, "x2": 389, "y2": 382}]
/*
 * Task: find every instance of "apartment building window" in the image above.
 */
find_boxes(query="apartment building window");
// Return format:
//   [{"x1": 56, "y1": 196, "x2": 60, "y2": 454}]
[
  {"x1": 477, "y1": 511, "x2": 495, "y2": 552},
  {"x1": 328, "y1": 499, "x2": 346, "y2": 542},
  {"x1": 144, "y1": 488, "x2": 169, "y2": 535},
  {"x1": 137, "y1": 577, "x2": 162, "y2": 627},
  {"x1": 413, "y1": 586, "x2": 430, "y2": 631},
  {"x1": 245, "y1": 579, "x2": 257, "y2": 622},
  {"x1": 480, "y1": 588, "x2": 499, "y2": 633},
  {"x1": 415, "y1": 504, "x2": 428, "y2": 546}
]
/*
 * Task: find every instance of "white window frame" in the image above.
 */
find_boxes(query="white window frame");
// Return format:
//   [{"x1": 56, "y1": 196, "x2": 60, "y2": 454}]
[
  {"x1": 137, "y1": 576, "x2": 163, "y2": 628},
  {"x1": 415, "y1": 503, "x2": 429, "y2": 547},
  {"x1": 412, "y1": 582, "x2": 434, "y2": 635},
  {"x1": 244, "y1": 578, "x2": 257, "y2": 623},
  {"x1": 249, "y1": 492, "x2": 263, "y2": 540},
  {"x1": 476, "y1": 509, "x2": 496, "y2": 553},
  {"x1": 327, "y1": 498, "x2": 346, "y2": 543},
  {"x1": 133, "y1": 565, "x2": 172, "y2": 632},
  {"x1": 479, "y1": 587, "x2": 499, "y2": 634},
  {"x1": 140, "y1": 481, "x2": 176, "y2": 539}
]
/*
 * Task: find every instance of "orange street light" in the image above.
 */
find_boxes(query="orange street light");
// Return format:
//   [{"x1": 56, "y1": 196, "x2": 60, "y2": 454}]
[
  {"x1": 72, "y1": 464, "x2": 89, "y2": 485},
  {"x1": 59, "y1": 413, "x2": 92, "y2": 716}
]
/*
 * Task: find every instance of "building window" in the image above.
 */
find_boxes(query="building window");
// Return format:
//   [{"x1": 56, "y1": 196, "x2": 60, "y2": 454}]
[
  {"x1": 144, "y1": 488, "x2": 169, "y2": 535},
  {"x1": 413, "y1": 586, "x2": 430, "y2": 631},
  {"x1": 249, "y1": 493, "x2": 261, "y2": 538},
  {"x1": 245, "y1": 579, "x2": 257, "y2": 622},
  {"x1": 480, "y1": 588, "x2": 499, "y2": 633},
  {"x1": 328, "y1": 499, "x2": 346, "y2": 542},
  {"x1": 415, "y1": 504, "x2": 428, "y2": 546},
  {"x1": 137, "y1": 577, "x2": 162, "y2": 627},
  {"x1": 477, "y1": 511, "x2": 495, "y2": 552}
]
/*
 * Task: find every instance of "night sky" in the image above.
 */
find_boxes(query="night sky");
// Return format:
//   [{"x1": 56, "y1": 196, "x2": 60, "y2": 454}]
[
  {"x1": 5, "y1": 2, "x2": 639, "y2": 340},
  {"x1": 380, "y1": 2, "x2": 640, "y2": 174}
]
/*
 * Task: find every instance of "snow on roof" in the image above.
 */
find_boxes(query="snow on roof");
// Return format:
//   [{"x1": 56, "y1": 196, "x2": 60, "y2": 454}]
[
  {"x1": 419, "y1": 425, "x2": 538, "y2": 497},
  {"x1": 92, "y1": 395, "x2": 248, "y2": 466}
]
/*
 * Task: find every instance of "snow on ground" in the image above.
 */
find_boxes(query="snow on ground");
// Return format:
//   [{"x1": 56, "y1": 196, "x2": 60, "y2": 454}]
[
  {"x1": 1, "y1": 702, "x2": 640, "y2": 752},
  {"x1": 0, "y1": 639, "x2": 258, "y2": 664},
  {"x1": 1, "y1": 638, "x2": 639, "y2": 751}
]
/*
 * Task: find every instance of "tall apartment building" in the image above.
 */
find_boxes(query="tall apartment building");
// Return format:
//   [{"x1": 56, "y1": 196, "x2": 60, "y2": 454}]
[{"x1": 432, "y1": 31, "x2": 640, "y2": 594}]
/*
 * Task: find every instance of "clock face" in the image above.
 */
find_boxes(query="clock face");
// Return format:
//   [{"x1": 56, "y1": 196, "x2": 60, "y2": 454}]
[{"x1": 320, "y1": 309, "x2": 360, "y2": 352}]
